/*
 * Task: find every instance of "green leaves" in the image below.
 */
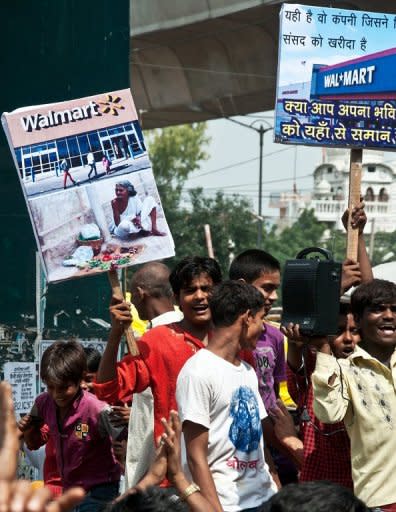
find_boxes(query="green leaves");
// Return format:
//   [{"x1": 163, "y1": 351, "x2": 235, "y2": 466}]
[{"x1": 144, "y1": 123, "x2": 394, "y2": 275}]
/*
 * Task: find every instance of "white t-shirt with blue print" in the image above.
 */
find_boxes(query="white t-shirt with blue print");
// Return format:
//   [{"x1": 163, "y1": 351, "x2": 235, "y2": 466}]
[{"x1": 177, "y1": 349, "x2": 277, "y2": 512}]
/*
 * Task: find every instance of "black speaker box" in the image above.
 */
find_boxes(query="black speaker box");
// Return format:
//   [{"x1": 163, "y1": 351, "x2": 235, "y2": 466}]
[{"x1": 281, "y1": 247, "x2": 342, "y2": 336}]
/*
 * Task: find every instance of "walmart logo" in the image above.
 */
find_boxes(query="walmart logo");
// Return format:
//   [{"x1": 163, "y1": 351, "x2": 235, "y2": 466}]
[{"x1": 97, "y1": 94, "x2": 125, "y2": 116}]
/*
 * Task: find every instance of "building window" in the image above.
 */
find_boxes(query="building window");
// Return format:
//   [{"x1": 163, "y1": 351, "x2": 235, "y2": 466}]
[
  {"x1": 335, "y1": 187, "x2": 344, "y2": 200},
  {"x1": 367, "y1": 165, "x2": 376, "y2": 173},
  {"x1": 378, "y1": 188, "x2": 389, "y2": 202},
  {"x1": 327, "y1": 166, "x2": 332, "y2": 173},
  {"x1": 364, "y1": 187, "x2": 375, "y2": 201}
]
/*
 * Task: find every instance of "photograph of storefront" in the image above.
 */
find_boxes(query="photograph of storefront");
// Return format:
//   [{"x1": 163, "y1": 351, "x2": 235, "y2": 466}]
[
  {"x1": 27, "y1": 168, "x2": 174, "y2": 283},
  {"x1": 14, "y1": 120, "x2": 150, "y2": 196}
]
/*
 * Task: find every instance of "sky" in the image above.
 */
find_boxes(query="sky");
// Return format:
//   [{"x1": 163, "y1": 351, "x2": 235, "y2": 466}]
[
  {"x1": 179, "y1": 3, "x2": 396, "y2": 224},
  {"x1": 279, "y1": 4, "x2": 394, "y2": 87},
  {"x1": 183, "y1": 109, "x2": 396, "y2": 225},
  {"x1": 183, "y1": 111, "x2": 322, "y2": 222}
]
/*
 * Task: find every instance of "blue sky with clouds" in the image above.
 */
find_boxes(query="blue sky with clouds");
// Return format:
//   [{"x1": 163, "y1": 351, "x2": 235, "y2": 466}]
[{"x1": 278, "y1": 3, "x2": 395, "y2": 87}]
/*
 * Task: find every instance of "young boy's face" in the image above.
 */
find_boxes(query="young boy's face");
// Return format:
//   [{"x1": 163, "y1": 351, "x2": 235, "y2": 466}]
[
  {"x1": 244, "y1": 307, "x2": 266, "y2": 350},
  {"x1": 177, "y1": 272, "x2": 214, "y2": 326},
  {"x1": 46, "y1": 380, "x2": 80, "y2": 411},
  {"x1": 250, "y1": 271, "x2": 281, "y2": 316},
  {"x1": 330, "y1": 313, "x2": 360, "y2": 359},
  {"x1": 358, "y1": 303, "x2": 396, "y2": 349},
  {"x1": 80, "y1": 372, "x2": 97, "y2": 393}
]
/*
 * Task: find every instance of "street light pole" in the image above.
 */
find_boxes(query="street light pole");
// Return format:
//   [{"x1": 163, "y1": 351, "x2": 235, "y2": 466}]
[
  {"x1": 258, "y1": 125, "x2": 264, "y2": 247},
  {"x1": 216, "y1": 117, "x2": 272, "y2": 247},
  {"x1": 188, "y1": 105, "x2": 273, "y2": 247}
]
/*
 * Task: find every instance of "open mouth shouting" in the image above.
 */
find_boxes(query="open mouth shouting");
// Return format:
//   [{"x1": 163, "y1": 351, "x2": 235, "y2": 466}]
[
  {"x1": 377, "y1": 324, "x2": 396, "y2": 338},
  {"x1": 341, "y1": 346, "x2": 355, "y2": 357},
  {"x1": 191, "y1": 303, "x2": 210, "y2": 316}
]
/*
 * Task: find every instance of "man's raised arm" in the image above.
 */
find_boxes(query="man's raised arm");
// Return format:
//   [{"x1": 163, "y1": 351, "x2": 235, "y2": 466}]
[
  {"x1": 94, "y1": 297, "x2": 150, "y2": 404},
  {"x1": 96, "y1": 297, "x2": 131, "y2": 383}
]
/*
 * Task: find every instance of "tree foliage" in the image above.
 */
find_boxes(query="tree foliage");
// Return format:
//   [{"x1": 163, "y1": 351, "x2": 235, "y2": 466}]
[
  {"x1": 146, "y1": 123, "x2": 210, "y2": 214},
  {"x1": 173, "y1": 189, "x2": 258, "y2": 274},
  {"x1": 262, "y1": 209, "x2": 327, "y2": 265},
  {"x1": 145, "y1": 123, "x2": 260, "y2": 274},
  {"x1": 369, "y1": 230, "x2": 396, "y2": 266},
  {"x1": 144, "y1": 122, "x2": 395, "y2": 276}
]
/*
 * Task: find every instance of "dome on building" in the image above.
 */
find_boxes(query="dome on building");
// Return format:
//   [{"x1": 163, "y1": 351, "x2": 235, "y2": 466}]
[
  {"x1": 316, "y1": 178, "x2": 331, "y2": 196},
  {"x1": 323, "y1": 148, "x2": 349, "y2": 169}
]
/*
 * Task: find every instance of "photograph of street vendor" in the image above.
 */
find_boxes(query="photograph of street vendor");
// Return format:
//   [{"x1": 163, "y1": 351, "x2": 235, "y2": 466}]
[{"x1": 109, "y1": 180, "x2": 165, "y2": 239}]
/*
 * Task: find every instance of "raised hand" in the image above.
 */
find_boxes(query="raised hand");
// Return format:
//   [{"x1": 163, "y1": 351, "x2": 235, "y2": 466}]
[{"x1": 341, "y1": 258, "x2": 361, "y2": 293}]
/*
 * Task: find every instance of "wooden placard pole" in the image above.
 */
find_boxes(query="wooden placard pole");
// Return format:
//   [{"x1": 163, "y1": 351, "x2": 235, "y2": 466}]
[
  {"x1": 346, "y1": 148, "x2": 363, "y2": 261},
  {"x1": 108, "y1": 269, "x2": 140, "y2": 356},
  {"x1": 204, "y1": 224, "x2": 215, "y2": 258}
]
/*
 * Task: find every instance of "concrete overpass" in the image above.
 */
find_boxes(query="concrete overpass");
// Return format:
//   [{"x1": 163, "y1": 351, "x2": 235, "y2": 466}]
[{"x1": 130, "y1": 0, "x2": 396, "y2": 128}]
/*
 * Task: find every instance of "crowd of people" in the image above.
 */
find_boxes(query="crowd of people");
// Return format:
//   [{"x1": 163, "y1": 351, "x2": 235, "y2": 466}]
[{"x1": 2, "y1": 203, "x2": 396, "y2": 512}]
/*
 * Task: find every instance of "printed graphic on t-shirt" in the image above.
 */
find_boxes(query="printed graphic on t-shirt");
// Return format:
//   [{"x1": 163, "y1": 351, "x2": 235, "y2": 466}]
[{"x1": 229, "y1": 386, "x2": 261, "y2": 452}]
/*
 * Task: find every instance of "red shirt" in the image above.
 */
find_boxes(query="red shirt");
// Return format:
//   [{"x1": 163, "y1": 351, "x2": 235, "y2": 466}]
[
  {"x1": 287, "y1": 347, "x2": 353, "y2": 489},
  {"x1": 94, "y1": 323, "x2": 255, "y2": 442}
]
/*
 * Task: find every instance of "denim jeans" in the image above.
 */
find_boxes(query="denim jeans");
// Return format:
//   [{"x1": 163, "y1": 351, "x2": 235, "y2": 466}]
[{"x1": 73, "y1": 482, "x2": 119, "y2": 512}]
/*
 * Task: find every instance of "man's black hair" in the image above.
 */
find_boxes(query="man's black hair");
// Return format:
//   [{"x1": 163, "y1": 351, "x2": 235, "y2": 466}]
[
  {"x1": 103, "y1": 486, "x2": 185, "y2": 512},
  {"x1": 339, "y1": 302, "x2": 351, "y2": 316},
  {"x1": 83, "y1": 347, "x2": 102, "y2": 373},
  {"x1": 209, "y1": 280, "x2": 265, "y2": 327},
  {"x1": 169, "y1": 256, "x2": 222, "y2": 297},
  {"x1": 40, "y1": 341, "x2": 86, "y2": 386},
  {"x1": 229, "y1": 249, "x2": 280, "y2": 283},
  {"x1": 260, "y1": 481, "x2": 370, "y2": 512},
  {"x1": 351, "y1": 278, "x2": 396, "y2": 320}
]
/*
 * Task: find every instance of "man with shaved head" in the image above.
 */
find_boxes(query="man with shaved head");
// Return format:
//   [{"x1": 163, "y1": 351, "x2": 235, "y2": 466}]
[
  {"x1": 114, "y1": 261, "x2": 182, "y2": 488},
  {"x1": 95, "y1": 256, "x2": 223, "y2": 493},
  {"x1": 130, "y1": 261, "x2": 182, "y2": 328}
]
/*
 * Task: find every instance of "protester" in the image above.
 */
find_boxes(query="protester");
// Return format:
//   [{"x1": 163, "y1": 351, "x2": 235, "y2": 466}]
[
  {"x1": 282, "y1": 303, "x2": 359, "y2": 488},
  {"x1": 105, "y1": 411, "x2": 215, "y2": 512},
  {"x1": 0, "y1": 381, "x2": 85, "y2": 512},
  {"x1": 19, "y1": 341, "x2": 124, "y2": 512},
  {"x1": 312, "y1": 278, "x2": 396, "y2": 510},
  {"x1": 229, "y1": 249, "x2": 284, "y2": 413},
  {"x1": 281, "y1": 203, "x2": 373, "y2": 487},
  {"x1": 129, "y1": 262, "x2": 183, "y2": 329},
  {"x1": 229, "y1": 249, "x2": 300, "y2": 483},
  {"x1": 94, "y1": 256, "x2": 223, "y2": 488},
  {"x1": 123, "y1": 261, "x2": 183, "y2": 487},
  {"x1": 81, "y1": 346, "x2": 102, "y2": 392},
  {"x1": 80, "y1": 345, "x2": 129, "y2": 479},
  {"x1": 177, "y1": 281, "x2": 278, "y2": 512},
  {"x1": 261, "y1": 481, "x2": 370, "y2": 512},
  {"x1": 23, "y1": 346, "x2": 103, "y2": 499}
]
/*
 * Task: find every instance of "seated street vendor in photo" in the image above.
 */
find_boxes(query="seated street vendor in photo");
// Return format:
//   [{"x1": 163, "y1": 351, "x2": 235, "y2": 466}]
[{"x1": 109, "y1": 180, "x2": 165, "y2": 239}]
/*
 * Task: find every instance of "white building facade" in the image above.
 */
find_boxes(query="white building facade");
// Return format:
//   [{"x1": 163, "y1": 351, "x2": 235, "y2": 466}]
[{"x1": 270, "y1": 148, "x2": 396, "y2": 233}]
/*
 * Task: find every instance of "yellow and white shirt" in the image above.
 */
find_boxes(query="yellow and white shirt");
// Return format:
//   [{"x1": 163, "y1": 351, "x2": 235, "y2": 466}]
[{"x1": 312, "y1": 345, "x2": 396, "y2": 508}]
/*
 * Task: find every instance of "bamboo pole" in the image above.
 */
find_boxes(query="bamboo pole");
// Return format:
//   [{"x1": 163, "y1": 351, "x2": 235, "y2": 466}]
[
  {"x1": 204, "y1": 224, "x2": 214, "y2": 258},
  {"x1": 108, "y1": 269, "x2": 139, "y2": 356},
  {"x1": 346, "y1": 148, "x2": 363, "y2": 261}
]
